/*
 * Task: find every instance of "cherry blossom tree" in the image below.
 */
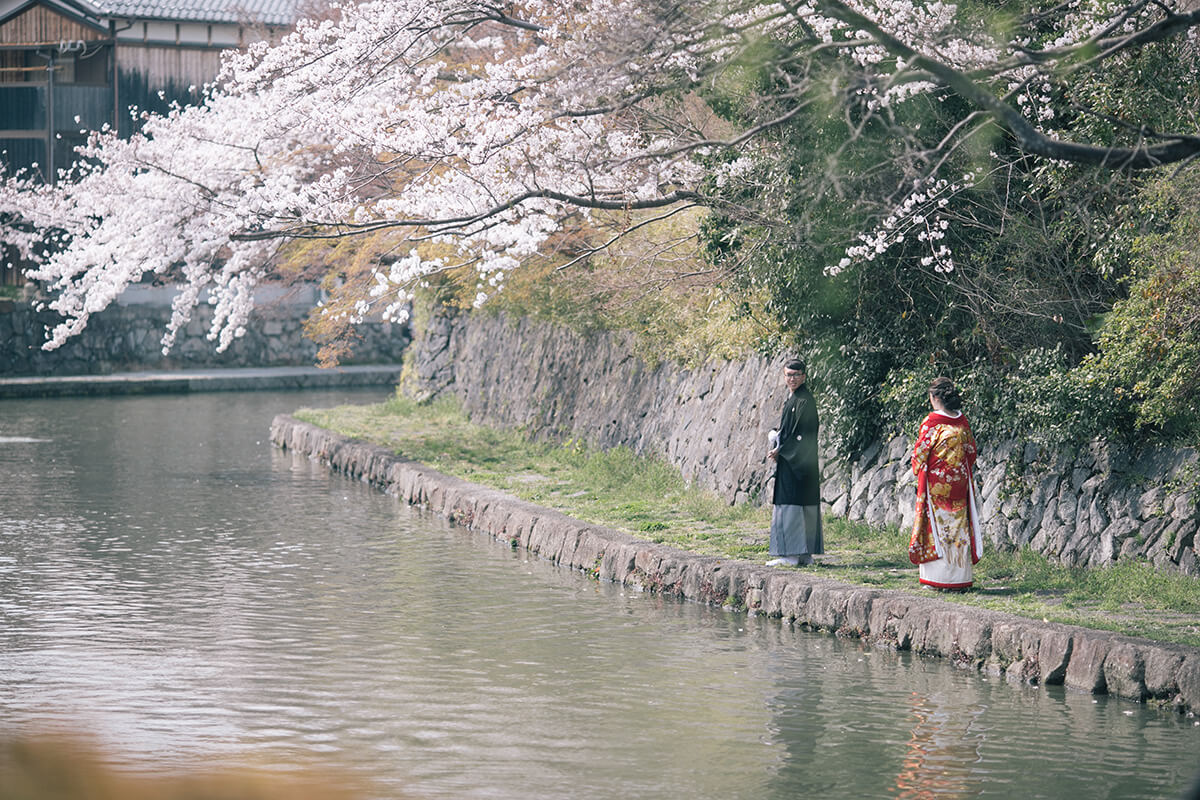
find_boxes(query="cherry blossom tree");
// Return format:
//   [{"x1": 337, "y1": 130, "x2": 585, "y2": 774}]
[{"x1": 3, "y1": 0, "x2": 1199, "y2": 354}]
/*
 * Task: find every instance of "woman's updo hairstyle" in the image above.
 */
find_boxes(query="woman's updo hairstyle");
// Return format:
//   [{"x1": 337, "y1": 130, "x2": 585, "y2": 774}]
[{"x1": 929, "y1": 376, "x2": 963, "y2": 412}]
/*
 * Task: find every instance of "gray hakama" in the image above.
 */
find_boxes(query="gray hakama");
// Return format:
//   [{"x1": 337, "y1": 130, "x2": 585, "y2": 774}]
[{"x1": 770, "y1": 503, "x2": 823, "y2": 560}]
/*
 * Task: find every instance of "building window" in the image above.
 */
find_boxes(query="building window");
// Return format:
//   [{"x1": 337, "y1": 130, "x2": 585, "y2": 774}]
[
  {"x1": 0, "y1": 51, "x2": 42, "y2": 84},
  {"x1": 70, "y1": 49, "x2": 109, "y2": 86}
]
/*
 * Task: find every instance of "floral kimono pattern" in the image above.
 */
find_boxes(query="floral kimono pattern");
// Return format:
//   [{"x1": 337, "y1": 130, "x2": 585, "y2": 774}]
[{"x1": 909, "y1": 411, "x2": 982, "y2": 589}]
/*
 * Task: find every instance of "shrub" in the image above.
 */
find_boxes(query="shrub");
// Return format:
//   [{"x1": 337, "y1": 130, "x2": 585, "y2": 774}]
[{"x1": 1083, "y1": 168, "x2": 1200, "y2": 443}]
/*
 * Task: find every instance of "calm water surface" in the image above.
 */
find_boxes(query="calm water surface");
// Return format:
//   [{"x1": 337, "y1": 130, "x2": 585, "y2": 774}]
[{"x1": 1, "y1": 390, "x2": 1197, "y2": 799}]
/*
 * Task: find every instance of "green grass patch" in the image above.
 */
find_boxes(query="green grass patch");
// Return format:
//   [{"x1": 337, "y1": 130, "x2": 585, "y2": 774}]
[
  {"x1": 296, "y1": 395, "x2": 768, "y2": 558},
  {"x1": 296, "y1": 394, "x2": 1200, "y2": 647}
]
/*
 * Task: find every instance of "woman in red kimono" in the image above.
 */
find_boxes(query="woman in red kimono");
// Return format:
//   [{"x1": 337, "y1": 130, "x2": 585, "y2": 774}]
[{"x1": 909, "y1": 377, "x2": 983, "y2": 590}]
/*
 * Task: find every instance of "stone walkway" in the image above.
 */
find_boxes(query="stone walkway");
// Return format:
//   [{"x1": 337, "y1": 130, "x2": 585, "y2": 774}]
[{"x1": 0, "y1": 365, "x2": 404, "y2": 398}]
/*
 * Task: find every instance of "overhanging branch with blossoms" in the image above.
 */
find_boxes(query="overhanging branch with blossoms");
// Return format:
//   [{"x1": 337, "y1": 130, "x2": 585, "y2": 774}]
[{"x1": 1, "y1": 0, "x2": 1198, "y2": 357}]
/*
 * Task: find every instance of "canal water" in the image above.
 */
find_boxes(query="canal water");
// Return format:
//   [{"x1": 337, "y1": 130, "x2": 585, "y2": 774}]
[{"x1": 1, "y1": 389, "x2": 1197, "y2": 799}]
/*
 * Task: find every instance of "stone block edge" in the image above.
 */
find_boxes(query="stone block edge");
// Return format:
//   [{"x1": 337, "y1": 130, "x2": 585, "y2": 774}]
[{"x1": 269, "y1": 415, "x2": 1200, "y2": 715}]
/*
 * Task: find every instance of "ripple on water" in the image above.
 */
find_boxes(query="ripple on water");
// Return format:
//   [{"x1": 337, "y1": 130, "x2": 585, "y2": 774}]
[{"x1": 1, "y1": 390, "x2": 1197, "y2": 800}]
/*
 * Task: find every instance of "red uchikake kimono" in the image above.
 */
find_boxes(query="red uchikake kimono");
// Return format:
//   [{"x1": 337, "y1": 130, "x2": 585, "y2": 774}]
[{"x1": 908, "y1": 410, "x2": 983, "y2": 589}]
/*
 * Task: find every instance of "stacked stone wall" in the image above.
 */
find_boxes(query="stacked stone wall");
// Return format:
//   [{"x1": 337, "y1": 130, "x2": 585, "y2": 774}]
[
  {"x1": 0, "y1": 291, "x2": 409, "y2": 375},
  {"x1": 408, "y1": 309, "x2": 1200, "y2": 574}
]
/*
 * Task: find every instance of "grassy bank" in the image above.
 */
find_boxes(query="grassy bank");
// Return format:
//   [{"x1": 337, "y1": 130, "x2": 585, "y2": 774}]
[{"x1": 296, "y1": 394, "x2": 1200, "y2": 648}]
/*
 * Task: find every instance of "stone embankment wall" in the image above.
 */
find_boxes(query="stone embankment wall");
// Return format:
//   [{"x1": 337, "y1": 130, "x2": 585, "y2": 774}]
[
  {"x1": 408, "y1": 309, "x2": 1200, "y2": 574},
  {"x1": 271, "y1": 415, "x2": 1200, "y2": 712},
  {"x1": 0, "y1": 285, "x2": 409, "y2": 375}
]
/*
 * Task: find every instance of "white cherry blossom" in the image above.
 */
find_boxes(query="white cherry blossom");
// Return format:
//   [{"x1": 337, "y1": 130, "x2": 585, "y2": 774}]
[{"x1": 1, "y1": 0, "x2": 1196, "y2": 351}]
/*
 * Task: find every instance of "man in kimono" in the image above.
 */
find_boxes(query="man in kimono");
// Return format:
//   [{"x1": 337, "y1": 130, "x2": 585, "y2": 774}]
[{"x1": 767, "y1": 359, "x2": 822, "y2": 566}]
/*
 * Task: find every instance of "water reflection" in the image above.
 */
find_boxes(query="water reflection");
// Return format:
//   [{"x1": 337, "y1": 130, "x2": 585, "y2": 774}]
[
  {"x1": 892, "y1": 693, "x2": 983, "y2": 799},
  {"x1": 0, "y1": 390, "x2": 1197, "y2": 799}
]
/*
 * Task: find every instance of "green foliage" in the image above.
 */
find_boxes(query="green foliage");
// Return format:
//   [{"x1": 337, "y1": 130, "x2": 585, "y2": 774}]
[
  {"x1": 1079, "y1": 166, "x2": 1200, "y2": 442},
  {"x1": 880, "y1": 347, "x2": 1131, "y2": 448},
  {"x1": 806, "y1": 341, "x2": 895, "y2": 456},
  {"x1": 689, "y1": 17, "x2": 1200, "y2": 453},
  {"x1": 879, "y1": 364, "x2": 943, "y2": 439},
  {"x1": 1000, "y1": 349, "x2": 1124, "y2": 446}
]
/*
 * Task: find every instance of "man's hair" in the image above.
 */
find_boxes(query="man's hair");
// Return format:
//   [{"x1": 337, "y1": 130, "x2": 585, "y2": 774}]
[{"x1": 785, "y1": 358, "x2": 806, "y2": 373}]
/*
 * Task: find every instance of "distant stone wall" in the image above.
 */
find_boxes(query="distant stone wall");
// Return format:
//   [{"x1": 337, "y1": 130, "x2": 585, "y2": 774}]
[
  {"x1": 0, "y1": 285, "x2": 409, "y2": 375},
  {"x1": 407, "y1": 308, "x2": 1200, "y2": 575}
]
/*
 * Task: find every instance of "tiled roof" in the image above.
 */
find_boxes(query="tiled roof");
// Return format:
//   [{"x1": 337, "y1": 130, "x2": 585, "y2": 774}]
[{"x1": 93, "y1": 0, "x2": 300, "y2": 25}]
